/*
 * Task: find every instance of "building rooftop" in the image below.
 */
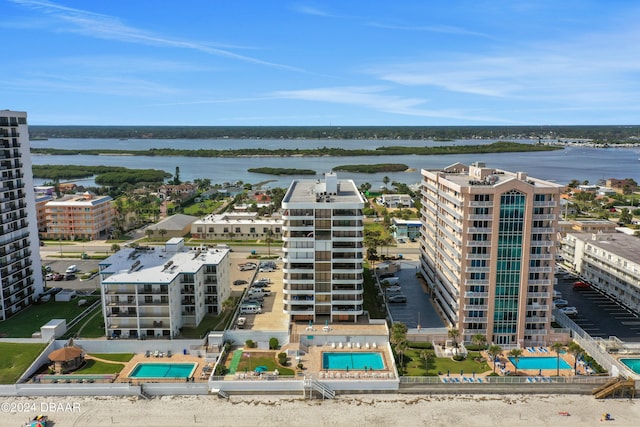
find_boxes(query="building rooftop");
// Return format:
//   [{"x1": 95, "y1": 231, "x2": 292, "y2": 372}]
[
  {"x1": 568, "y1": 232, "x2": 640, "y2": 266},
  {"x1": 100, "y1": 243, "x2": 229, "y2": 284},
  {"x1": 283, "y1": 173, "x2": 364, "y2": 204},
  {"x1": 424, "y1": 162, "x2": 563, "y2": 190},
  {"x1": 147, "y1": 213, "x2": 198, "y2": 231},
  {"x1": 46, "y1": 192, "x2": 113, "y2": 206}
]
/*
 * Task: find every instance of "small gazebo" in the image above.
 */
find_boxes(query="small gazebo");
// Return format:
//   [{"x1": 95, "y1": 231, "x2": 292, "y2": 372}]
[{"x1": 48, "y1": 346, "x2": 84, "y2": 374}]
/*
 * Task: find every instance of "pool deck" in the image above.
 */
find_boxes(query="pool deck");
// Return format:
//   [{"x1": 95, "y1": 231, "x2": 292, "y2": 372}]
[
  {"x1": 301, "y1": 343, "x2": 395, "y2": 379},
  {"x1": 117, "y1": 353, "x2": 208, "y2": 384},
  {"x1": 487, "y1": 348, "x2": 591, "y2": 377}
]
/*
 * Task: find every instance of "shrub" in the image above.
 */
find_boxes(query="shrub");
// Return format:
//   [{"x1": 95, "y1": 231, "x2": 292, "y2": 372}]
[
  {"x1": 452, "y1": 354, "x2": 465, "y2": 361},
  {"x1": 269, "y1": 337, "x2": 279, "y2": 350},
  {"x1": 245, "y1": 339, "x2": 255, "y2": 349},
  {"x1": 465, "y1": 344, "x2": 488, "y2": 351},
  {"x1": 278, "y1": 352, "x2": 288, "y2": 366},
  {"x1": 214, "y1": 364, "x2": 227, "y2": 376},
  {"x1": 407, "y1": 341, "x2": 433, "y2": 350},
  {"x1": 297, "y1": 362, "x2": 304, "y2": 370}
]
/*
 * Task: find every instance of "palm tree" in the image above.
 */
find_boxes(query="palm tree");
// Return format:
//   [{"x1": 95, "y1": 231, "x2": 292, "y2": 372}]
[
  {"x1": 487, "y1": 345, "x2": 502, "y2": 373},
  {"x1": 222, "y1": 298, "x2": 235, "y2": 313},
  {"x1": 471, "y1": 334, "x2": 487, "y2": 349},
  {"x1": 382, "y1": 176, "x2": 390, "y2": 191},
  {"x1": 145, "y1": 228, "x2": 154, "y2": 241},
  {"x1": 509, "y1": 348, "x2": 523, "y2": 375},
  {"x1": 390, "y1": 322, "x2": 408, "y2": 346},
  {"x1": 420, "y1": 350, "x2": 431, "y2": 375},
  {"x1": 265, "y1": 228, "x2": 274, "y2": 256},
  {"x1": 395, "y1": 341, "x2": 407, "y2": 375},
  {"x1": 567, "y1": 342, "x2": 583, "y2": 372},
  {"x1": 448, "y1": 328, "x2": 460, "y2": 348},
  {"x1": 551, "y1": 342, "x2": 564, "y2": 377},
  {"x1": 158, "y1": 228, "x2": 167, "y2": 240}
]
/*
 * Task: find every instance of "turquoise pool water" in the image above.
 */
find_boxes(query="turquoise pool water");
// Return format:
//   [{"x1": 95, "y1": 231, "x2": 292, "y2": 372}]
[
  {"x1": 129, "y1": 363, "x2": 197, "y2": 379},
  {"x1": 620, "y1": 358, "x2": 640, "y2": 374},
  {"x1": 508, "y1": 356, "x2": 571, "y2": 370},
  {"x1": 322, "y1": 352, "x2": 384, "y2": 370}
]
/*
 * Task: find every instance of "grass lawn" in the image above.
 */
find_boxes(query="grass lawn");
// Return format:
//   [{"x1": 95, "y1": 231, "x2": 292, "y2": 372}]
[
  {"x1": 63, "y1": 304, "x2": 104, "y2": 339},
  {"x1": 235, "y1": 352, "x2": 295, "y2": 376},
  {"x1": 90, "y1": 353, "x2": 135, "y2": 363},
  {"x1": 400, "y1": 348, "x2": 491, "y2": 376},
  {"x1": 74, "y1": 359, "x2": 124, "y2": 375},
  {"x1": 0, "y1": 342, "x2": 47, "y2": 384},
  {"x1": 180, "y1": 309, "x2": 235, "y2": 338},
  {"x1": 0, "y1": 297, "x2": 100, "y2": 338},
  {"x1": 182, "y1": 200, "x2": 224, "y2": 216}
]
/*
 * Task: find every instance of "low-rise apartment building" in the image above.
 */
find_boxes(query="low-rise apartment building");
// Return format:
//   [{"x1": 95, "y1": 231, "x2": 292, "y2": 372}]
[
  {"x1": 191, "y1": 212, "x2": 282, "y2": 241},
  {"x1": 43, "y1": 192, "x2": 114, "y2": 240},
  {"x1": 99, "y1": 238, "x2": 230, "y2": 339}
]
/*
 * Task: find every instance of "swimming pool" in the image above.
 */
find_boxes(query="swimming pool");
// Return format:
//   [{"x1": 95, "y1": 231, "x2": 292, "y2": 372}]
[
  {"x1": 322, "y1": 352, "x2": 384, "y2": 370},
  {"x1": 128, "y1": 363, "x2": 197, "y2": 379},
  {"x1": 508, "y1": 356, "x2": 571, "y2": 370},
  {"x1": 620, "y1": 358, "x2": 640, "y2": 374}
]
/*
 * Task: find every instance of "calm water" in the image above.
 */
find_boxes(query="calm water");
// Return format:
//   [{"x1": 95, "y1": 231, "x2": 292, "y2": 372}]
[
  {"x1": 508, "y1": 357, "x2": 571, "y2": 370},
  {"x1": 30, "y1": 138, "x2": 640, "y2": 189},
  {"x1": 322, "y1": 352, "x2": 384, "y2": 370},
  {"x1": 129, "y1": 363, "x2": 196, "y2": 378}
]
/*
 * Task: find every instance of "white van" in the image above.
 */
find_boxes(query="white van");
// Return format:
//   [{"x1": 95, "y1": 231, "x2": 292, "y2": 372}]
[
  {"x1": 240, "y1": 305, "x2": 262, "y2": 314},
  {"x1": 248, "y1": 288, "x2": 271, "y2": 297},
  {"x1": 65, "y1": 265, "x2": 77, "y2": 274}
]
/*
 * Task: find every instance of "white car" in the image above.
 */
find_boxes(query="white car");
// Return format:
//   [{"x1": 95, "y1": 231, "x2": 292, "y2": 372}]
[
  {"x1": 553, "y1": 299, "x2": 569, "y2": 308},
  {"x1": 559, "y1": 306, "x2": 578, "y2": 316},
  {"x1": 385, "y1": 286, "x2": 402, "y2": 293}
]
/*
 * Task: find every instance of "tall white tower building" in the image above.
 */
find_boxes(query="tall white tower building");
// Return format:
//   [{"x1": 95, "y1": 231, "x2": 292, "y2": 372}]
[
  {"x1": 281, "y1": 173, "x2": 365, "y2": 323},
  {"x1": 0, "y1": 110, "x2": 43, "y2": 320}
]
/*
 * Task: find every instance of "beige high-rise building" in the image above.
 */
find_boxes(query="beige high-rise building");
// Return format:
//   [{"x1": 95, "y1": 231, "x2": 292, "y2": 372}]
[{"x1": 420, "y1": 162, "x2": 563, "y2": 347}]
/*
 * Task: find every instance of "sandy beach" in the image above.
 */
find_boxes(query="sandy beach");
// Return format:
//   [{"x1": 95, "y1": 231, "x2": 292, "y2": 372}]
[{"x1": 1, "y1": 394, "x2": 638, "y2": 427}]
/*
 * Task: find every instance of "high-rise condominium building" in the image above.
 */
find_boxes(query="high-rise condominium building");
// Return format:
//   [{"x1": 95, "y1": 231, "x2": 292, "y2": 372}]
[
  {"x1": 420, "y1": 162, "x2": 562, "y2": 347},
  {"x1": 281, "y1": 173, "x2": 365, "y2": 323},
  {"x1": 0, "y1": 110, "x2": 43, "y2": 320}
]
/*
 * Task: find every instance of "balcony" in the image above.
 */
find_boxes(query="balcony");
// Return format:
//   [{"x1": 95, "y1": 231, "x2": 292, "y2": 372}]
[{"x1": 463, "y1": 317, "x2": 487, "y2": 323}]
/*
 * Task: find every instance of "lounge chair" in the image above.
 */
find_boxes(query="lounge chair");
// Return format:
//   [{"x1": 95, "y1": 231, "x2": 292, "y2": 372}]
[
  {"x1": 331, "y1": 342, "x2": 336, "y2": 348},
  {"x1": 338, "y1": 342, "x2": 343, "y2": 349},
  {"x1": 167, "y1": 350, "x2": 172, "y2": 358},
  {"x1": 527, "y1": 377, "x2": 534, "y2": 383},
  {"x1": 372, "y1": 342, "x2": 377, "y2": 349},
  {"x1": 476, "y1": 378, "x2": 483, "y2": 383},
  {"x1": 347, "y1": 342, "x2": 352, "y2": 349},
  {"x1": 356, "y1": 342, "x2": 361, "y2": 349},
  {"x1": 145, "y1": 350, "x2": 150, "y2": 357},
  {"x1": 365, "y1": 343, "x2": 370, "y2": 349}
]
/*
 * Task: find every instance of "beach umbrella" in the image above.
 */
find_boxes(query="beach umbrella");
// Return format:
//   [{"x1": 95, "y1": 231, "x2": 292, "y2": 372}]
[
  {"x1": 460, "y1": 369, "x2": 464, "y2": 376},
  {"x1": 447, "y1": 370, "x2": 450, "y2": 377}
]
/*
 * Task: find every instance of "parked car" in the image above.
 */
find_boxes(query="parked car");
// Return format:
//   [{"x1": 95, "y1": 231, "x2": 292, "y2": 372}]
[
  {"x1": 233, "y1": 279, "x2": 248, "y2": 286},
  {"x1": 378, "y1": 272, "x2": 395, "y2": 280},
  {"x1": 52, "y1": 273, "x2": 64, "y2": 281},
  {"x1": 259, "y1": 266, "x2": 275, "y2": 272},
  {"x1": 573, "y1": 281, "x2": 590, "y2": 289},
  {"x1": 251, "y1": 281, "x2": 270, "y2": 288},
  {"x1": 239, "y1": 264, "x2": 256, "y2": 271},
  {"x1": 387, "y1": 294, "x2": 407, "y2": 303},
  {"x1": 385, "y1": 286, "x2": 402, "y2": 293},
  {"x1": 553, "y1": 299, "x2": 569, "y2": 308},
  {"x1": 45, "y1": 273, "x2": 54, "y2": 281},
  {"x1": 553, "y1": 290, "x2": 563, "y2": 299},
  {"x1": 559, "y1": 306, "x2": 578, "y2": 316}
]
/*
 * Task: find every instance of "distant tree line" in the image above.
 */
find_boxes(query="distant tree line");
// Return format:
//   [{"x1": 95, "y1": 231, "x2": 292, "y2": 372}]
[
  {"x1": 32, "y1": 165, "x2": 171, "y2": 184},
  {"x1": 28, "y1": 125, "x2": 640, "y2": 143},
  {"x1": 31, "y1": 141, "x2": 561, "y2": 158},
  {"x1": 333, "y1": 164, "x2": 409, "y2": 173},
  {"x1": 247, "y1": 167, "x2": 316, "y2": 175}
]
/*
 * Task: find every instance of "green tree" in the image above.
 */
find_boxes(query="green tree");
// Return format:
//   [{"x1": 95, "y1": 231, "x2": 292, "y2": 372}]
[
  {"x1": 145, "y1": 228, "x2": 154, "y2": 241},
  {"x1": 551, "y1": 342, "x2": 564, "y2": 377},
  {"x1": 509, "y1": 348, "x2": 523, "y2": 375},
  {"x1": 395, "y1": 341, "x2": 407, "y2": 375},
  {"x1": 420, "y1": 350, "x2": 432, "y2": 375},
  {"x1": 390, "y1": 322, "x2": 408, "y2": 346},
  {"x1": 265, "y1": 228, "x2": 274, "y2": 257},
  {"x1": 172, "y1": 166, "x2": 181, "y2": 185},
  {"x1": 568, "y1": 342, "x2": 583, "y2": 371},
  {"x1": 158, "y1": 228, "x2": 167, "y2": 240},
  {"x1": 620, "y1": 208, "x2": 632, "y2": 225},
  {"x1": 221, "y1": 298, "x2": 234, "y2": 313},
  {"x1": 111, "y1": 243, "x2": 121, "y2": 253},
  {"x1": 382, "y1": 176, "x2": 390, "y2": 191},
  {"x1": 487, "y1": 345, "x2": 503, "y2": 373},
  {"x1": 471, "y1": 334, "x2": 487, "y2": 349},
  {"x1": 448, "y1": 328, "x2": 460, "y2": 348}
]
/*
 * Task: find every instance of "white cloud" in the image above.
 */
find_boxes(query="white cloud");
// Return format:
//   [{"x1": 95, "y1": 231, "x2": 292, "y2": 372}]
[{"x1": 10, "y1": 0, "x2": 304, "y2": 72}]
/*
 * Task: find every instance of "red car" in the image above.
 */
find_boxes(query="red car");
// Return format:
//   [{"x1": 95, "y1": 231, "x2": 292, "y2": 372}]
[{"x1": 573, "y1": 281, "x2": 590, "y2": 289}]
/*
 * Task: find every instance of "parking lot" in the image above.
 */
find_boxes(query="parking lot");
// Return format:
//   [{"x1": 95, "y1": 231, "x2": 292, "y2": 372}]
[
  {"x1": 42, "y1": 259, "x2": 101, "y2": 292},
  {"x1": 377, "y1": 260, "x2": 444, "y2": 329},
  {"x1": 555, "y1": 273, "x2": 640, "y2": 342}
]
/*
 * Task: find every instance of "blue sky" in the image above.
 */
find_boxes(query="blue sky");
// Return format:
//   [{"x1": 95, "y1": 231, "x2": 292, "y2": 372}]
[{"x1": 3, "y1": 0, "x2": 640, "y2": 126}]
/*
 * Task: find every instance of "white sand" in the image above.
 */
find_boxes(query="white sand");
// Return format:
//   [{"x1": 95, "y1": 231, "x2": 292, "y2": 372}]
[{"x1": 1, "y1": 394, "x2": 637, "y2": 427}]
